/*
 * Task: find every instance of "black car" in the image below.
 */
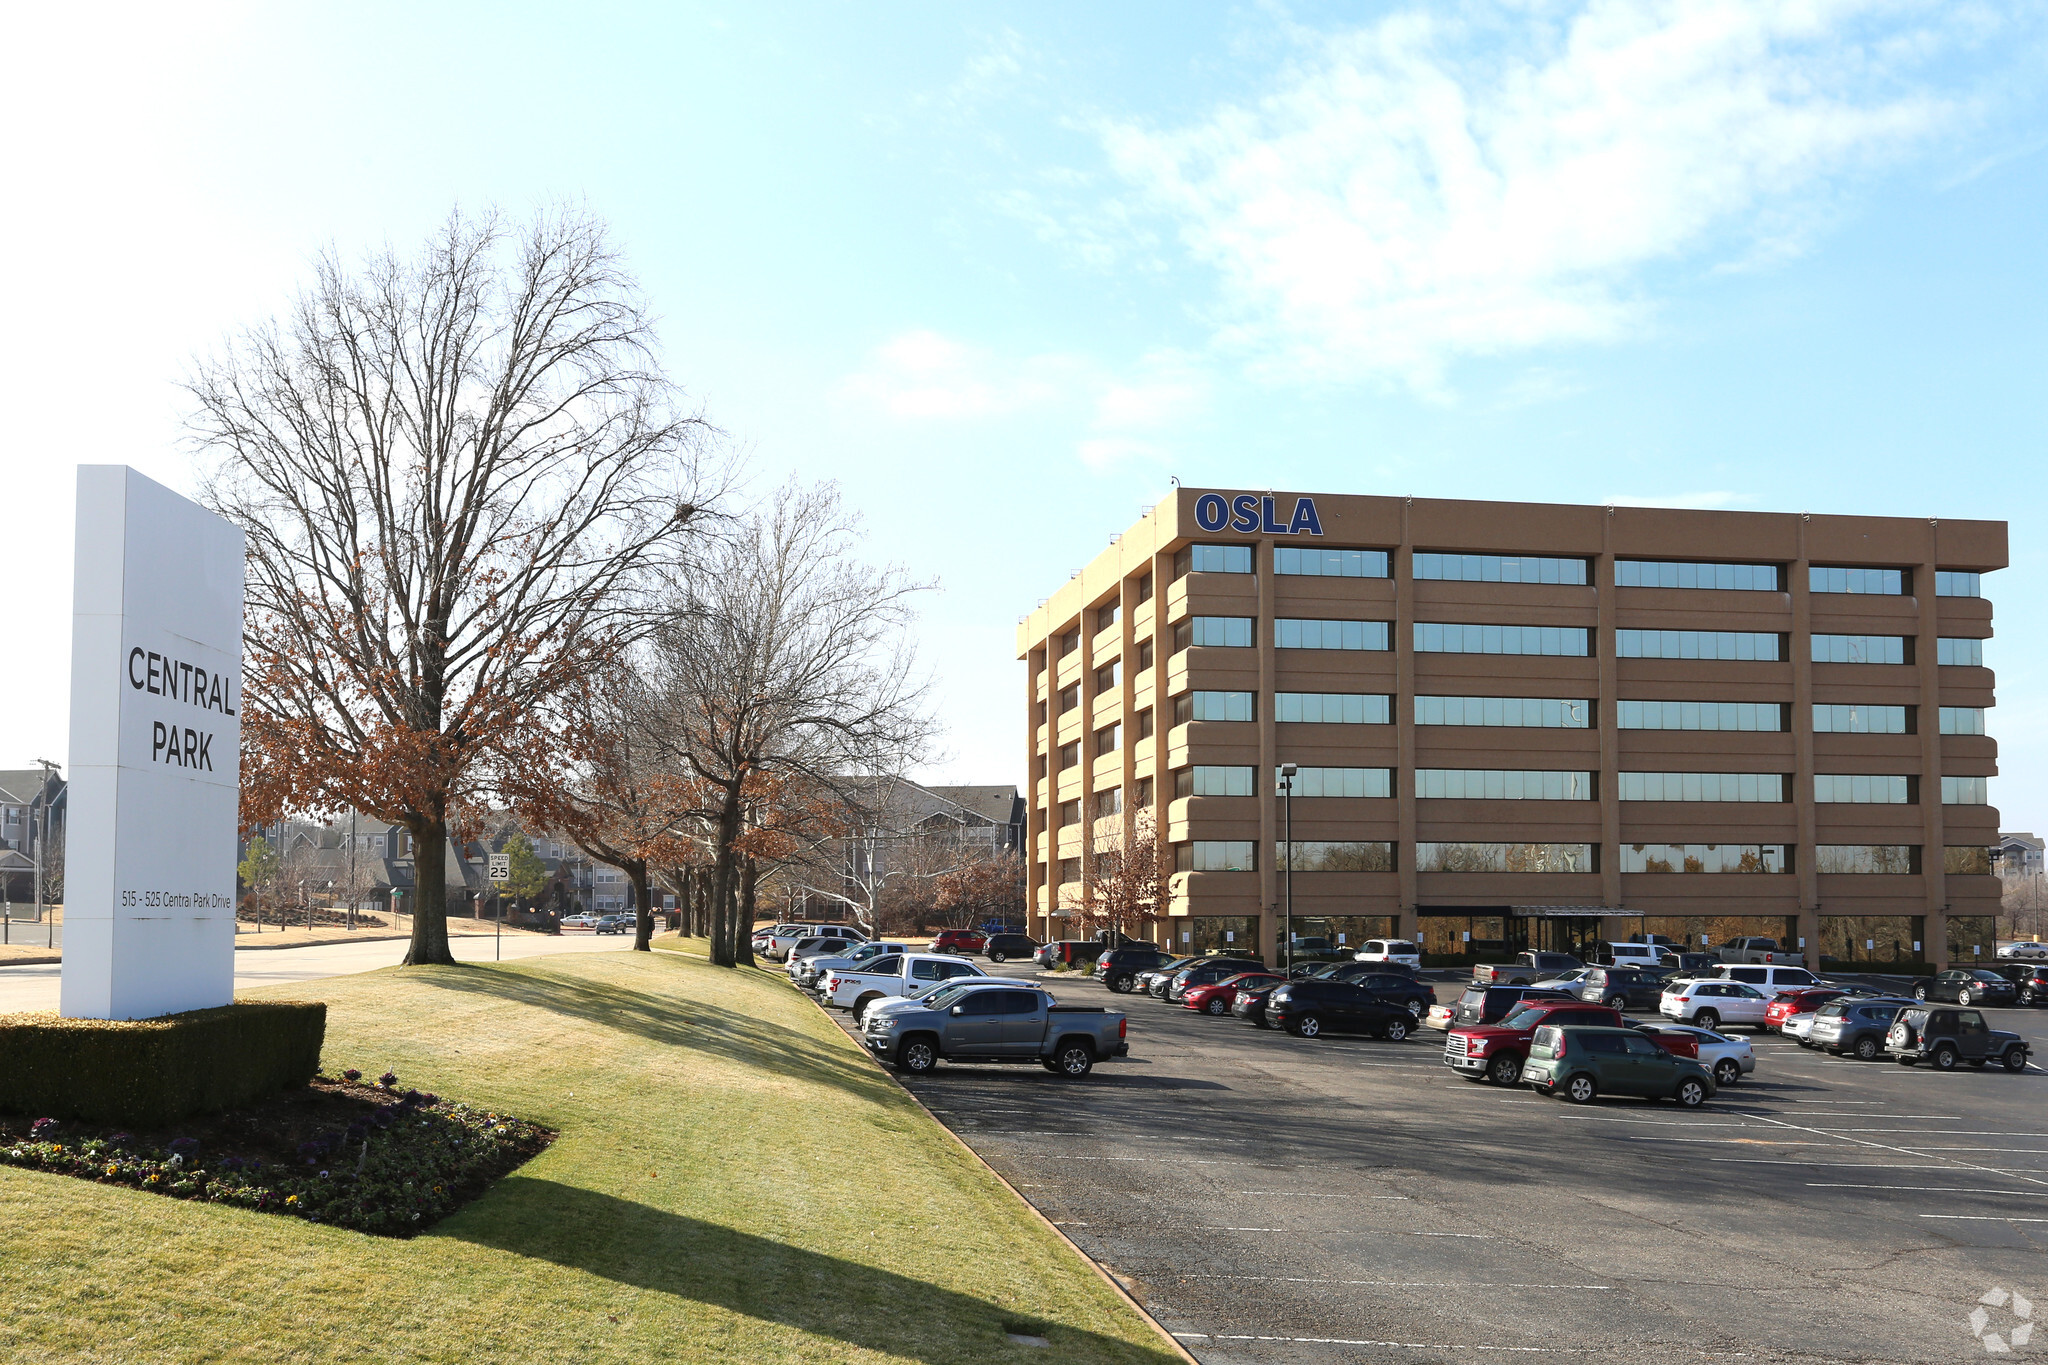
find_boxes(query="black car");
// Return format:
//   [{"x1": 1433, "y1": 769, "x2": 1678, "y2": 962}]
[
  {"x1": 1266, "y1": 980, "x2": 1416, "y2": 1040},
  {"x1": 981, "y1": 933, "x2": 1040, "y2": 963},
  {"x1": 1986, "y1": 962, "x2": 2048, "y2": 1006},
  {"x1": 1093, "y1": 946, "x2": 1176, "y2": 992},
  {"x1": 1230, "y1": 978, "x2": 1286, "y2": 1028},
  {"x1": 1808, "y1": 996, "x2": 1914, "y2": 1060},
  {"x1": 1888, "y1": 1006, "x2": 2032, "y2": 1071},
  {"x1": 1575, "y1": 967, "x2": 1665, "y2": 1011},
  {"x1": 1165, "y1": 957, "x2": 1267, "y2": 1002},
  {"x1": 1911, "y1": 969, "x2": 2019, "y2": 1007},
  {"x1": 1450, "y1": 984, "x2": 1577, "y2": 1027}
]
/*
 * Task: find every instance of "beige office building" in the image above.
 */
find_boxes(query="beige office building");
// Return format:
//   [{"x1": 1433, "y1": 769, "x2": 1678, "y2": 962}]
[{"x1": 1016, "y1": 490, "x2": 2004, "y2": 971}]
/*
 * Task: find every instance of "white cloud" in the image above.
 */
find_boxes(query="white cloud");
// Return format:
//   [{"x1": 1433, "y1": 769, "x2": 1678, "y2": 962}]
[
  {"x1": 1096, "y1": 0, "x2": 1972, "y2": 391},
  {"x1": 834, "y1": 330, "x2": 1071, "y2": 419},
  {"x1": 1601, "y1": 489, "x2": 1758, "y2": 509}
]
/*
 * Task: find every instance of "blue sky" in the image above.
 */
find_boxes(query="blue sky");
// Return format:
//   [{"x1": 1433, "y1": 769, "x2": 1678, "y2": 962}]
[{"x1": 3, "y1": 1, "x2": 2045, "y2": 832}]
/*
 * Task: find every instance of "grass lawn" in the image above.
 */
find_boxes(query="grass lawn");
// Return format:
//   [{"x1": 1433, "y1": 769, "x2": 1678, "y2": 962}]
[{"x1": 0, "y1": 949, "x2": 1178, "y2": 1364}]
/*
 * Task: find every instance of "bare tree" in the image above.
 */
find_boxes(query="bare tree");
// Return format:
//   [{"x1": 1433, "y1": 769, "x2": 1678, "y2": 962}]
[
  {"x1": 932, "y1": 849, "x2": 1026, "y2": 932},
  {"x1": 1076, "y1": 807, "x2": 1168, "y2": 943},
  {"x1": 644, "y1": 480, "x2": 934, "y2": 966},
  {"x1": 192, "y1": 207, "x2": 716, "y2": 965}
]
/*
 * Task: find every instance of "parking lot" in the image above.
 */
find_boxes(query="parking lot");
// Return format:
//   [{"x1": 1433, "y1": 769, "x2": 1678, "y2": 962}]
[{"x1": 818, "y1": 962, "x2": 2048, "y2": 1364}]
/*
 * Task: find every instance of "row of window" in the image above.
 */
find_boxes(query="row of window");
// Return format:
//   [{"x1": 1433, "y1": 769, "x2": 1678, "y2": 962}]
[
  {"x1": 1174, "y1": 545, "x2": 1988, "y2": 597},
  {"x1": 1175, "y1": 617, "x2": 1989, "y2": 665},
  {"x1": 1176, "y1": 690, "x2": 1987, "y2": 735},
  {"x1": 1170, "y1": 765, "x2": 1992, "y2": 804},
  {"x1": 1166, "y1": 841, "x2": 1988, "y2": 874}
]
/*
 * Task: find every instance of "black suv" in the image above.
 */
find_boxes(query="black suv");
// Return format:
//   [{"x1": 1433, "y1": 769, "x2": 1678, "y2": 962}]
[
  {"x1": 1575, "y1": 967, "x2": 1664, "y2": 1011},
  {"x1": 1266, "y1": 979, "x2": 1417, "y2": 1041},
  {"x1": 1163, "y1": 957, "x2": 1265, "y2": 1001},
  {"x1": 1910, "y1": 969, "x2": 2019, "y2": 1007},
  {"x1": 1888, "y1": 1006, "x2": 2032, "y2": 1071},
  {"x1": 1093, "y1": 946, "x2": 1175, "y2": 993},
  {"x1": 1987, "y1": 961, "x2": 2048, "y2": 1006},
  {"x1": 1450, "y1": 985, "x2": 1577, "y2": 1027},
  {"x1": 981, "y1": 933, "x2": 1039, "y2": 963}
]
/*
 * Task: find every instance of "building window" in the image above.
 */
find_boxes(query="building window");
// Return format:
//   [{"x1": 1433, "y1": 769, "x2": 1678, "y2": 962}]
[
  {"x1": 1059, "y1": 857, "x2": 1081, "y2": 883},
  {"x1": 1617, "y1": 630, "x2": 1782, "y2": 661},
  {"x1": 1618, "y1": 772, "x2": 1787, "y2": 802},
  {"x1": 1058, "y1": 742, "x2": 1080, "y2": 770},
  {"x1": 1178, "y1": 544, "x2": 1253, "y2": 574},
  {"x1": 1095, "y1": 724, "x2": 1122, "y2": 756},
  {"x1": 1136, "y1": 708, "x2": 1154, "y2": 739},
  {"x1": 1813, "y1": 704, "x2": 1911, "y2": 734},
  {"x1": 1097, "y1": 602, "x2": 1120, "y2": 631},
  {"x1": 1058, "y1": 800, "x2": 1081, "y2": 826},
  {"x1": 1941, "y1": 775, "x2": 1989, "y2": 805},
  {"x1": 1176, "y1": 841, "x2": 1257, "y2": 872},
  {"x1": 1945, "y1": 845, "x2": 1992, "y2": 875},
  {"x1": 1278, "y1": 841, "x2": 1394, "y2": 871},
  {"x1": 1277, "y1": 619, "x2": 1391, "y2": 650},
  {"x1": 1275, "y1": 692, "x2": 1391, "y2": 724},
  {"x1": 1134, "y1": 777, "x2": 1154, "y2": 808},
  {"x1": 1033, "y1": 754, "x2": 1048, "y2": 780},
  {"x1": 1136, "y1": 571, "x2": 1154, "y2": 603},
  {"x1": 1617, "y1": 701, "x2": 1781, "y2": 731},
  {"x1": 1414, "y1": 843, "x2": 1595, "y2": 872},
  {"x1": 1096, "y1": 662, "x2": 1121, "y2": 691},
  {"x1": 1814, "y1": 775, "x2": 1915, "y2": 804},
  {"x1": 1058, "y1": 683, "x2": 1080, "y2": 711},
  {"x1": 1815, "y1": 845, "x2": 1920, "y2": 874},
  {"x1": 1939, "y1": 707, "x2": 1986, "y2": 735},
  {"x1": 1059, "y1": 629, "x2": 1081, "y2": 657},
  {"x1": 1186, "y1": 690, "x2": 1255, "y2": 722},
  {"x1": 1414, "y1": 623, "x2": 1589, "y2": 656},
  {"x1": 1414, "y1": 553, "x2": 1588, "y2": 585},
  {"x1": 1416, "y1": 696, "x2": 1588, "y2": 728},
  {"x1": 1177, "y1": 766, "x2": 1255, "y2": 798},
  {"x1": 1810, "y1": 566, "x2": 1906, "y2": 595},
  {"x1": 1416, "y1": 769, "x2": 1594, "y2": 800},
  {"x1": 1616, "y1": 560, "x2": 1780, "y2": 591},
  {"x1": 1094, "y1": 789, "x2": 1122, "y2": 819},
  {"x1": 1811, "y1": 634, "x2": 1912, "y2": 665},
  {"x1": 1275, "y1": 546, "x2": 1388, "y2": 577},
  {"x1": 1137, "y1": 639, "x2": 1154, "y2": 669},
  {"x1": 1177, "y1": 616, "x2": 1254, "y2": 649},
  {"x1": 1279, "y1": 766, "x2": 1393, "y2": 798},
  {"x1": 1937, "y1": 638, "x2": 1985, "y2": 667},
  {"x1": 1935, "y1": 571, "x2": 1981, "y2": 597},
  {"x1": 1621, "y1": 844, "x2": 1788, "y2": 873}
]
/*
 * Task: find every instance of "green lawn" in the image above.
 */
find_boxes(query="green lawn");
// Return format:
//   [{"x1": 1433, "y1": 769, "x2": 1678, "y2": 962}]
[{"x1": 0, "y1": 949, "x2": 1178, "y2": 1364}]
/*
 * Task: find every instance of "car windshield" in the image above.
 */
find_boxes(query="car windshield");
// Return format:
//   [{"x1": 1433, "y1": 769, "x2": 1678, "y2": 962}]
[
  {"x1": 1816, "y1": 1002, "x2": 1849, "y2": 1018},
  {"x1": 918, "y1": 982, "x2": 980, "y2": 1011},
  {"x1": 1497, "y1": 1005, "x2": 1547, "y2": 1029}
]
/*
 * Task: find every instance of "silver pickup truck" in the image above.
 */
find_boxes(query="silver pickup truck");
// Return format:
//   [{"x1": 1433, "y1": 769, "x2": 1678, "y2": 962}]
[{"x1": 861, "y1": 982, "x2": 1128, "y2": 1077}]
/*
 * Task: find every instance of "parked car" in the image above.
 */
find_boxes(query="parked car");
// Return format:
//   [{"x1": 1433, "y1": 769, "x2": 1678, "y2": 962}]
[
  {"x1": 1712, "y1": 964, "x2": 1825, "y2": 996},
  {"x1": 981, "y1": 933, "x2": 1040, "y2": 963},
  {"x1": 782, "y1": 935, "x2": 860, "y2": 973},
  {"x1": 1997, "y1": 941, "x2": 2048, "y2": 960},
  {"x1": 1353, "y1": 938, "x2": 1421, "y2": 969},
  {"x1": 1591, "y1": 942, "x2": 1665, "y2": 968},
  {"x1": 794, "y1": 940, "x2": 909, "y2": 989},
  {"x1": 1987, "y1": 961, "x2": 2048, "y2": 1005},
  {"x1": 762, "y1": 924, "x2": 863, "y2": 960},
  {"x1": 861, "y1": 983, "x2": 1129, "y2": 1077},
  {"x1": 1094, "y1": 946, "x2": 1177, "y2": 992},
  {"x1": 1447, "y1": 984, "x2": 1578, "y2": 1028},
  {"x1": 1633, "y1": 1022, "x2": 1754, "y2": 1086},
  {"x1": 1809, "y1": 996, "x2": 1915, "y2": 1060},
  {"x1": 1716, "y1": 936, "x2": 1804, "y2": 966},
  {"x1": 1888, "y1": 1006, "x2": 2032, "y2": 1071},
  {"x1": 1265, "y1": 980, "x2": 1417, "y2": 1040},
  {"x1": 1034, "y1": 940, "x2": 1109, "y2": 971},
  {"x1": 1910, "y1": 969, "x2": 2020, "y2": 1007},
  {"x1": 594, "y1": 914, "x2": 632, "y2": 935},
  {"x1": 1660, "y1": 979, "x2": 1773, "y2": 1031},
  {"x1": 1229, "y1": 977, "x2": 1288, "y2": 1028},
  {"x1": 1473, "y1": 952, "x2": 1583, "y2": 986},
  {"x1": 1155, "y1": 953, "x2": 1263, "y2": 998},
  {"x1": 1763, "y1": 987, "x2": 1852, "y2": 1036},
  {"x1": 1166, "y1": 957, "x2": 1268, "y2": 1003},
  {"x1": 1184, "y1": 971, "x2": 1285, "y2": 1016},
  {"x1": 1573, "y1": 967, "x2": 1666, "y2": 1011},
  {"x1": 1664, "y1": 952, "x2": 1720, "y2": 977},
  {"x1": 561, "y1": 914, "x2": 599, "y2": 929},
  {"x1": 1443, "y1": 1000, "x2": 1631, "y2": 1085},
  {"x1": 1131, "y1": 955, "x2": 1207, "y2": 995},
  {"x1": 1523, "y1": 1025, "x2": 1716, "y2": 1106},
  {"x1": 822, "y1": 953, "x2": 990, "y2": 1019},
  {"x1": 1530, "y1": 967, "x2": 1598, "y2": 994},
  {"x1": 929, "y1": 929, "x2": 988, "y2": 956}
]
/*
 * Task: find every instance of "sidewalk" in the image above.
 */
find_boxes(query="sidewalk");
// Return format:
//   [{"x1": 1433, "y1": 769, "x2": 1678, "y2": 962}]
[{"x1": 0, "y1": 912, "x2": 552, "y2": 966}]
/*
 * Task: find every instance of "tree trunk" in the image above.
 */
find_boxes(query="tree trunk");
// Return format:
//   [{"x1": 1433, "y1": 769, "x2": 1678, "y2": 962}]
[
  {"x1": 631, "y1": 859, "x2": 655, "y2": 952},
  {"x1": 708, "y1": 786, "x2": 743, "y2": 967},
  {"x1": 402, "y1": 820, "x2": 457, "y2": 966},
  {"x1": 736, "y1": 855, "x2": 758, "y2": 966}
]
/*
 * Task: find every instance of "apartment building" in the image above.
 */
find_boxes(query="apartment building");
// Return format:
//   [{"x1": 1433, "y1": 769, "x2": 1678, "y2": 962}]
[{"x1": 1017, "y1": 490, "x2": 2004, "y2": 971}]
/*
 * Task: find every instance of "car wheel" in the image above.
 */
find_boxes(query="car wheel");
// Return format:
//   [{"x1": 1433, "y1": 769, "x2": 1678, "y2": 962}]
[
  {"x1": 1054, "y1": 1042, "x2": 1094, "y2": 1078},
  {"x1": 1383, "y1": 1019, "x2": 1410, "y2": 1043},
  {"x1": 896, "y1": 1039, "x2": 938, "y2": 1075},
  {"x1": 1206, "y1": 997, "x2": 1229, "y2": 1016},
  {"x1": 989, "y1": 951, "x2": 1006, "y2": 964},
  {"x1": 1605, "y1": 996, "x2": 1627, "y2": 1011},
  {"x1": 1408, "y1": 1000, "x2": 1424, "y2": 1018},
  {"x1": 1564, "y1": 1073, "x2": 1598, "y2": 1105},
  {"x1": 1958, "y1": 989, "x2": 1973, "y2": 1006},
  {"x1": 1487, "y1": 1054, "x2": 1522, "y2": 1086},
  {"x1": 2003, "y1": 1048, "x2": 2029, "y2": 1073},
  {"x1": 1692, "y1": 1009, "x2": 1719, "y2": 1030},
  {"x1": 1853, "y1": 1036, "x2": 1881, "y2": 1061},
  {"x1": 1933, "y1": 1044, "x2": 1959, "y2": 1071},
  {"x1": 1295, "y1": 1014, "x2": 1322, "y2": 1038},
  {"x1": 1914, "y1": 986, "x2": 1929, "y2": 1001},
  {"x1": 1675, "y1": 1078, "x2": 1707, "y2": 1108},
  {"x1": 2022, "y1": 987, "x2": 2038, "y2": 1006},
  {"x1": 1110, "y1": 975, "x2": 1134, "y2": 994},
  {"x1": 1713, "y1": 1059, "x2": 1740, "y2": 1086}
]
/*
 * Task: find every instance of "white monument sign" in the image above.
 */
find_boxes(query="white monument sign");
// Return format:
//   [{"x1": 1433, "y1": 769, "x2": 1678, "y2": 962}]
[{"x1": 63, "y1": 466, "x2": 245, "y2": 1020}]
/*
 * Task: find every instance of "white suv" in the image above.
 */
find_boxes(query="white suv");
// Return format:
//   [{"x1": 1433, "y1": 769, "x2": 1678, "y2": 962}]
[
  {"x1": 1713, "y1": 964, "x2": 1822, "y2": 996},
  {"x1": 1354, "y1": 939, "x2": 1421, "y2": 968},
  {"x1": 1661, "y1": 979, "x2": 1773, "y2": 1031}
]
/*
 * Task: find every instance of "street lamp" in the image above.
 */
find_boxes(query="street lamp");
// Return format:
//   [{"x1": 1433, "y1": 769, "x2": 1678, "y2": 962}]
[{"x1": 1278, "y1": 762, "x2": 1297, "y2": 975}]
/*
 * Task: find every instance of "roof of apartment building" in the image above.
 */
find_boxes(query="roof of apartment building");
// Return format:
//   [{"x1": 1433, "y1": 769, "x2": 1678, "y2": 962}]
[
  {"x1": 0, "y1": 770, "x2": 62, "y2": 808},
  {"x1": 919, "y1": 784, "x2": 1025, "y2": 830}
]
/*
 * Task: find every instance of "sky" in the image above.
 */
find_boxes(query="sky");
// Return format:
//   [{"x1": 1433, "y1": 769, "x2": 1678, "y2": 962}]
[{"x1": 2, "y1": 1, "x2": 2045, "y2": 830}]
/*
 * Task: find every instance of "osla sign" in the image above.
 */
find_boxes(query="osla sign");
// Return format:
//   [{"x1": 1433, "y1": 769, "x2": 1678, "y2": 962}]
[
  {"x1": 63, "y1": 467, "x2": 245, "y2": 1020},
  {"x1": 1192, "y1": 492, "x2": 1323, "y2": 536}
]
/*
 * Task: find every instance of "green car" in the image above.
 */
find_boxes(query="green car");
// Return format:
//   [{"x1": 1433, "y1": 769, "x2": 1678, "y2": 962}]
[{"x1": 1523, "y1": 1025, "x2": 1716, "y2": 1107}]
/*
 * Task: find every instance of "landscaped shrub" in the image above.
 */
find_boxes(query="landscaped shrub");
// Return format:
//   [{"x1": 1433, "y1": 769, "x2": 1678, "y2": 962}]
[{"x1": 0, "y1": 1001, "x2": 326, "y2": 1127}]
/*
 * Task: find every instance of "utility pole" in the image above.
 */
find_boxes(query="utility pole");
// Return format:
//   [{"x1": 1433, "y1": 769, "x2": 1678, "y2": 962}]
[
  {"x1": 35, "y1": 757, "x2": 58, "y2": 949},
  {"x1": 1278, "y1": 763, "x2": 1297, "y2": 976}
]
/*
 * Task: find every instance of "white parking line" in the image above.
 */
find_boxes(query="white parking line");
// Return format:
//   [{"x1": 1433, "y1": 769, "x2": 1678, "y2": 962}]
[
  {"x1": 1216, "y1": 1227, "x2": 1493, "y2": 1238},
  {"x1": 1921, "y1": 1215, "x2": 2048, "y2": 1223},
  {"x1": 1229, "y1": 1192, "x2": 1409, "y2": 1199},
  {"x1": 1175, "y1": 1274, "x2": 1615, "y2": 1289},
  {"x1": 1172, "y1": 1331, "x2": 1596, "y2": 1352},
  {"x1": 1808, "y1": 1184, "x2": 2048, "y2": 1196}
]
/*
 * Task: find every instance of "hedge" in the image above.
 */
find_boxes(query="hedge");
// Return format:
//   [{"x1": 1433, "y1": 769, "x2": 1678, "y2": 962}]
[{"x1": 0, "y1": 1002, "x2": 326, "y2": 1128}]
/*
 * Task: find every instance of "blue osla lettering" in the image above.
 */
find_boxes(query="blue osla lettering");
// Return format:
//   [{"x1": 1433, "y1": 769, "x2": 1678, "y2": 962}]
[
  {"x1": 1194, "y1": 493, "x2": 1228, "y2": 532},
  {"x1": 1230, "y1": 494, "x2": 1260, "y2": 532}
]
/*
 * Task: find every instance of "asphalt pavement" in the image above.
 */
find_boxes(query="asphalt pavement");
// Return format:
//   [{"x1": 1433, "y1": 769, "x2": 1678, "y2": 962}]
[{"x1": 820, "y1": 964, "x2": 2048, "y2": 1365}]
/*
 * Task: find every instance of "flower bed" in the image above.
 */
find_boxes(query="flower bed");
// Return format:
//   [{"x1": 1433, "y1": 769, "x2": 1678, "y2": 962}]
[{"x1": 0, "y1": 1070, "x2": 553, "y2": 1237}]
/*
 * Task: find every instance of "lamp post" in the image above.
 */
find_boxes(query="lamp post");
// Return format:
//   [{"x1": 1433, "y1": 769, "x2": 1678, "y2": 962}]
[
  {"x1": 34, "y1": 757, "x2": 58, "y2": 949},
  {"x1": 1278, "y1": 762, "x2": 1297, "y2": 975}
]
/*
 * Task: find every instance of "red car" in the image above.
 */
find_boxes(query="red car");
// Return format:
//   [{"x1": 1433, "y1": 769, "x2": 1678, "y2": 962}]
[
  {"x1": 1763, "y1": 988, "x2": 1848, "y2": 1033},
  {"x1": 1183, "y1": 972, "x2": 1284, "y2": 1016},
  {"x1": 1445, "y1": 1001, "x2": 1696, "y2": 1086},
  {"x1": 929, "y1": 929, "x2": 988, "y2": 955}
]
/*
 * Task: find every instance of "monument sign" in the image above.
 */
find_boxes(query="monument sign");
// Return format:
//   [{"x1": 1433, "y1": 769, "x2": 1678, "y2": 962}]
[{"x1": 62, "y1": 466, "x2": 245, "y2": 1020}]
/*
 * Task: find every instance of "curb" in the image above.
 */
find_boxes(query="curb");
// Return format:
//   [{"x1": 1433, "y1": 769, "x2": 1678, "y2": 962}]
[{"x1": 0, "y1": 953, "x2": 59, "y2": 966}]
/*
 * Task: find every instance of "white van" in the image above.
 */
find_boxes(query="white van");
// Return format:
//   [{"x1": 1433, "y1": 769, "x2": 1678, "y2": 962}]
[
  {"x1": 1354, "y1": 939, "x2": 1421, "y2": 968},
  {"x1": 1596, "y1": 942, "x2": 1662, "y2": 967},
  {"x1": 1713, "y1": 963, "x2": 1823, "y2": 996}
]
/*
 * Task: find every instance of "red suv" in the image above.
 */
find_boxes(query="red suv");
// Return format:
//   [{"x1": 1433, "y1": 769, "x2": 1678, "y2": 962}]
[
  {"x1": 1183, "y1": 972, "x2": 1283, "y2": 1016},
  {"x1": 1763, "y1": 988, "x2": 1849, "y2": 1033},
  {"x1": 1444, "y1": 1001, "x2": 1694, "y2": 1086},
  {"x1": 928, "y1": 929, "x2": 987, "y2": 955}
]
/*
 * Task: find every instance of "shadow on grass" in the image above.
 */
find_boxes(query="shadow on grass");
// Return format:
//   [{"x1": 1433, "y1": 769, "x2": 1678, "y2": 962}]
[
  {"x1": 445, "y1": 1178, "x2": 1174, "y2": 1364},
  {"x1": 402, "y1": 961, "x2": 897, "y2": 1105}
]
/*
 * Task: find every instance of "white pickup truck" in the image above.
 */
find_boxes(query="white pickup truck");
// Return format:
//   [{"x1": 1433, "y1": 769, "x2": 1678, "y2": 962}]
[{"x1": 822, "y1": 953, "x2": 989, "y2": 1020}]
